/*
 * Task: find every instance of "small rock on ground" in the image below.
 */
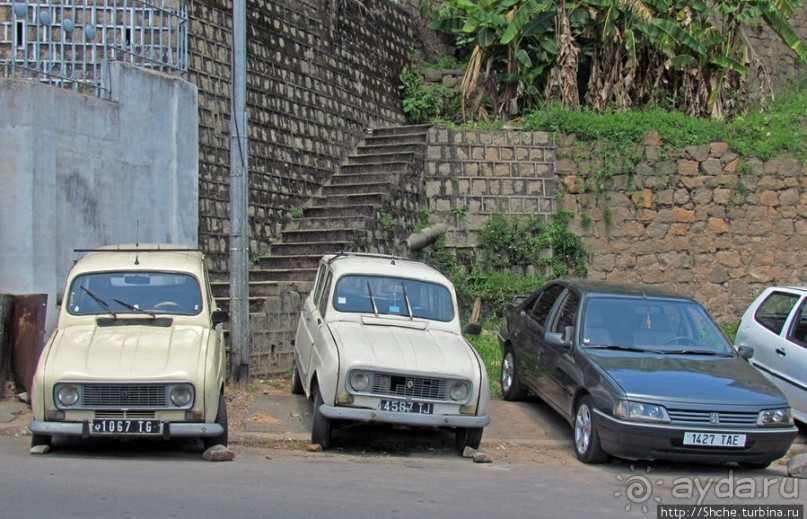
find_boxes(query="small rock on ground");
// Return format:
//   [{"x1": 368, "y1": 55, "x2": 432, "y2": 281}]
[
  {"x1": 306, "y1": 443, "x2": 323, "y2": 452},
  {"x1": 202, "y1": 444, "x2": 235, "y2": 461},
  {"x1": 787, "y1": 453, "x2": 807, "y2": 478},
  {"x1": 30, "y1": 445, "x2": 50, "y2": 455}
]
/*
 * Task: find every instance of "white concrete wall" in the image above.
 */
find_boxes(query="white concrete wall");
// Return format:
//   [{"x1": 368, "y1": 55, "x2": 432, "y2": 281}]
[{"x1": 0, "y1": 62, "x2": 199, "y2": 331}]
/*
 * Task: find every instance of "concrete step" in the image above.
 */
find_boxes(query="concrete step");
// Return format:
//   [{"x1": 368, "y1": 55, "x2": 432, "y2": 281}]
[
  {"x1": 302, "y1": 204, "x2": 377, "y2": 218},
  {"x1": 345, "y1": 151, "x2": 416, "y2": 165},
  {"x1": 271, "y1": 240, "x2": 352, "y2": 256},
  {"x1": 369, "y1": 125, "x2": 431, "y2": 138},
  {"x1": 281, "y1": 228, "x2": 361, "y2": 244},
  {"x1": 338, "y1": 161, "x2": 409, "y2": 175},
  {"x1": 363, "y1": 133, "x2": 428, "y2": 146},
  {"x1": 321, "y1": 182, "x2": 392, "y2": 197},
  {"x1": 284, "y1": 215, "x2": 369, "y2": 231},
  {"x1": 313, "y1": 192, "x2": 388, "y2": 207},
  {"x1": 255, "y1": 254, "x2": 322, "y2": 271},
  {"x1": 354, "y1": 143, "x2": 423, "y2": 156}
]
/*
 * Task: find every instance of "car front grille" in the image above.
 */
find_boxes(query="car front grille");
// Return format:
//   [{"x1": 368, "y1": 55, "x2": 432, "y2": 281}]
[
  {"x1": 668, "y1": 409, "x2": 758, "y2": 426},
  {"x1": 80, "y1": 384, "x2": 168, "y2": 409},
  {"x1": 368, "y1": 373, "x2": 448, "y2": 401}
]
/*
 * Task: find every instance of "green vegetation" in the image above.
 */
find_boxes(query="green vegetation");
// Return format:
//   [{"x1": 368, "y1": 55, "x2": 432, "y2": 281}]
[
  {"x1": 399, "y1": 66, "x2": 457, "y2": 124},
  {"x1": 466, "y1": 323, "x2": 502, "y2": 397},
  {"x1": 380, "y1": 212, "x2": 395, "y2": 231},
  {"x1": 290, "y1": 207, "x2": 304, "y2": 218}
]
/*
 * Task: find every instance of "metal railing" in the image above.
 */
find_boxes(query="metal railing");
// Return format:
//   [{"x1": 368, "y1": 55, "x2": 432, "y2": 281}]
[{"x1": 0, "y1": 0, "x2": 188, "y2": 98}]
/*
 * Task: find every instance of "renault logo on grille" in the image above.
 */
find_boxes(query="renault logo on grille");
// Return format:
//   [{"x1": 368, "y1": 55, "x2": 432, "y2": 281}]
[
  {"x1": 406, "y1": 380, "x2": 414, "y2": 389},
  {"x1": 120, "y1": 389, "x2": 130, "y2": 400},
  {"x1": 709, "y1": 412, "x2": 720, "y2": 424}
]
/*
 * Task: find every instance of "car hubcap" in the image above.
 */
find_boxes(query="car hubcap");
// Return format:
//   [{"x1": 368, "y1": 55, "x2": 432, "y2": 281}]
[
  {"x1": 502, "y1": 353, "x2": 514, "y2": 392},
  {"x1": 575, "y1": 403, "x2": 591, "y2": 454}
]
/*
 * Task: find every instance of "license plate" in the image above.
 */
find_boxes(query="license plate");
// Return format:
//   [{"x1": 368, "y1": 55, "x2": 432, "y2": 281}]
[
  {"x1": 683, "y1": 432, "x2": 746, "y2": 447},
  {"x1": 379, "y1": 400, "x2": 433, "y2": 414},
  {"x1": 91, "y1": 419, "x2": 162, "y2": 436}
]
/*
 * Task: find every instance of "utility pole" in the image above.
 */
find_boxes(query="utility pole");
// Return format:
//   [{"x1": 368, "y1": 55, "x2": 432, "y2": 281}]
[{"x1": 229, "y1": 0, "x2": 249, "y2": 388}]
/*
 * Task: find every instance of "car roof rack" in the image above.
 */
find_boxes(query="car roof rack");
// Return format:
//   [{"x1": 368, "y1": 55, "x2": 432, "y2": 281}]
[
  {"x1": 74, "y1": 245, "x2": 200, "y2": 253},
  {"x1": 326, "y1": 251, "x2": 406, "y2": 265}
]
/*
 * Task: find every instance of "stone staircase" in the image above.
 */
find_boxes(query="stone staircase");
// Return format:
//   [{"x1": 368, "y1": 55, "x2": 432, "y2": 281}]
[{"x1": 211, "y1": 124, "x2": 431, "y2": 375}]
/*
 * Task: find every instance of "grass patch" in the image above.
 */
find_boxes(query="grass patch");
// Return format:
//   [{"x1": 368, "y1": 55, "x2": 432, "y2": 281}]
[{"x1": 467, "y1": 320, "x2": 503, "y2": 397}]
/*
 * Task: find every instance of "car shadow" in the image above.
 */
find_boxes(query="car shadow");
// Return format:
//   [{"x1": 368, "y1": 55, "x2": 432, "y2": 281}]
[{"x1": 37, "y1": 435, "x2": 210, "y2": 461}]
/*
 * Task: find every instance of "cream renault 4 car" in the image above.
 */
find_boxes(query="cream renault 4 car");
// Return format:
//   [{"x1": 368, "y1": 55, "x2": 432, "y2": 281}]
[
  {"x1": 291, "y1": 253, "x2": 490, "y2": 454},
  {"x1": 29, "y1": 245, "x2": 229, "y2": 451}
]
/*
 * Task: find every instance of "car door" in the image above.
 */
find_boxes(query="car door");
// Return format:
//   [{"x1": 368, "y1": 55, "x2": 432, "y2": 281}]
[
  {"x1": 294, "y1": 263, "x2": 329, "y2": 383},
  {"x1": 540, "y1": 289, "x2": 581, "y2": 418},
  {"x1": 509, "y1": 283, "x2": 565, "y2": 394},
  {"x1": 738, "y1": 289, "x2": 806, "y2": 419}
]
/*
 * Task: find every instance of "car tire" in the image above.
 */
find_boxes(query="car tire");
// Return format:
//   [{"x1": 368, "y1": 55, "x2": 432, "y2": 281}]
[
  {"x1": 290, "y1": 359, "x2": 304, "y2": 395},
  {"x1": 455, "y1": 427, "x2": 483, "y2": 454},
  {"x1": 573, "y1": 395, "x2": 609, "y2": 464},
  {"x1": 501, "y1": 347, "x2": 526, "y2": 401},
  {"x1": 30, "y1": 433, "x2": 52, "y2": 450},
  {"x1": 203, "y1": 393, "x2": 229, "y2": 449},
  {"x1": 311, "y1": 388, "x2": 331, "y2": 450}
]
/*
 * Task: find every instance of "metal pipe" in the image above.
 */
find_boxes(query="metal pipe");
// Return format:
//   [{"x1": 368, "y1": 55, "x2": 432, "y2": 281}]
[{"x1": 229, "y1": 0, "x2": 250, "y2": 387}]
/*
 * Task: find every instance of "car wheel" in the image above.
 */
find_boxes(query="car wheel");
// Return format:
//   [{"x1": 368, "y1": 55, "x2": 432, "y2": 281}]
[
  {"x1": 290, "y1": 359, "x2": 304, "y2": 395},
  {"x1": 203, "y1": 393, "x2": 229, "y2": 449},
  {"x1": 455, "y1": 427, "x2": 483, "y2": 454},
  {"x1": 501, "y1": 348, "x2": 526, "y2": 401},
  {"x1": 30, "y1": 433, "x2": 52, "y2": 450},
  {"x1": 311, "y1": 387, "x2": 331, "y2": 449},
  {"x1": 573, "y1": 396, "x2": 609, "y2": 464}
]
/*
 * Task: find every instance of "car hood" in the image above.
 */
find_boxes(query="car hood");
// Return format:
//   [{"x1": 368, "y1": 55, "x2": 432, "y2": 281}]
[
  {"x1": 588, "y1": 351, "x2": 788, "y2": 407},
  {"x1": 327, "y1": 320, "x2": 480, "y2": 379},
  {"x1": 43, "y1": 323, "x2": 207, "y2": 380}
]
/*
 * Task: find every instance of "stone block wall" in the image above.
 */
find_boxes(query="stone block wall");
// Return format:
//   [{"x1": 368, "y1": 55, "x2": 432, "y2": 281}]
[
  {"x1": 424, "y1": 127, "x2": 558, "y2": 263},
  {"x1": 559, "y1": 133, "x2": 806, "y2": 324},
  {"x1": 188, "y1": 0, "x2": 414, "y2": 273}
]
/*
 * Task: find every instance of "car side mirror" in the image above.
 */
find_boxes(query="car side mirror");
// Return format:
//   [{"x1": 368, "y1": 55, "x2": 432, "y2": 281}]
[
  {"x1": 212, "y1": 308, "x2": 229, "y2": 327},
  {"x1": 545, "y1": 331, "x2": 572, "y2": 348},
  {"x1": 737, "y1": 345, "x2": 754, "y2": 360},
  {"x1": 464, "y1": 323, "x2": 482, "y2": 336}
]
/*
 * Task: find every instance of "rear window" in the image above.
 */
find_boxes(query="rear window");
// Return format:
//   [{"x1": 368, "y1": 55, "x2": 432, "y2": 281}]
[{"x1": 755, "y1": 291, "x2": 800, "y2": 335}]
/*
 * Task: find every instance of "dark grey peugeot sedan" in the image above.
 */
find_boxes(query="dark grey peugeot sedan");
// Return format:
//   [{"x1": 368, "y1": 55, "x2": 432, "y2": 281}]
[{"x1": 498, "y1": 280, "x2": 797, "y2": 467}]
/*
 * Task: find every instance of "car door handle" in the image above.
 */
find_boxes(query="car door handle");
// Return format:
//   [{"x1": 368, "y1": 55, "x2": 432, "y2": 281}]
[{"x1": 775, "y1": 348, "x2": 786, "y2": 356}]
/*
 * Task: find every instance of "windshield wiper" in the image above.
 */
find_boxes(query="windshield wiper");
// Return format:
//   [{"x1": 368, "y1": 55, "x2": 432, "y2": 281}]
[
  {"x1": 586, "y1": 344, "x2": 665, "y2": 354},
  {"x1": 401, "y1": 282, "x2": 413, "y2": 320},
  {"x1": 81, "y1": 286, "x2": 117, "y2": 318},
  {"x1": 113, "y1": 298, "x2": 156, "y2": 318},
  {"x1": 366, "y1": 280, "x2": 379, "y2": 317},
  {"x1": 662, "y1": 349, "x2": 729, "y2": 356}
]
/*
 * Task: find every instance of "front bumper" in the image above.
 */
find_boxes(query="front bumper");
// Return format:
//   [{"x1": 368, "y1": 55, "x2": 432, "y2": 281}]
[
  {"x1": 319, "y1": 404, "x2": 490, "y2": 428},
  {"x1": 594, "y1": 409, "x2": 798, "y2": 464},
  {"x1": 28, "y1": 420, "x2": 224, "y2": 439}
]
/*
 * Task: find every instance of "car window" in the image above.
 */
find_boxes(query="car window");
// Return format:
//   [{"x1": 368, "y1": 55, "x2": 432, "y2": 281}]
[
  {"x1": 332, "y1": 274, "x2": 455, "y2": 322},
  {"x1": 530, "y1": 284, "x2": 564, "y2": 327},
  {"x1": 550, "y1": 291, "x2": 579, "y2": 334},
  {"x1": 311, "y1": 264, "x2": 328, "y2": 305},
  {"x1": 787, "y1": 299, "x2": 807, "y2": 347},
  {"x1": 317, "y1": 272, "x2": 333, "y2": 316},
  {"x1": 67, "y1": 271, "x2": 203, "y2": 315},
  {"x1": 754, "y1": 291, "x2": 800, "y2": 335}
]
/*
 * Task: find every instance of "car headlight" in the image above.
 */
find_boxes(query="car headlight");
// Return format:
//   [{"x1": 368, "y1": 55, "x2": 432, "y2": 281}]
[
  {"x1": 349, "y1": 372, "x2": 370, "y2": 392},
  {"x1": 169, "y1": 385, "x2": 193, "y2": 407},
  {"x1": 55, "y1": 384, "x2": 79, "y2": 407},
  {"x1": 449, "y1": 381, "x2": 469, "y2": 401},
  {"x1": 757, "y1": 408, "x2": 793, "y2": 426},
  {"x1": 614, "y1": 400, "x2": 670, "y2": 423}
]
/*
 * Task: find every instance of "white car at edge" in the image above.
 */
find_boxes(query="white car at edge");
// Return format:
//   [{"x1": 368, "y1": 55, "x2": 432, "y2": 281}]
[
  {"x1": 291, "y1": 252, "x2": 490, "y2": 454},
  {"x1": 735, "y1": 286, "x2": 807, "y2": 424}
]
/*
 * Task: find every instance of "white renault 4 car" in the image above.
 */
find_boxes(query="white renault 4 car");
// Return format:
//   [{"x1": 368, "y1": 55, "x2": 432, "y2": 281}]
[
  {"x1": 291, "y1": 253, "x2": 490, "y2": 453},
  {"x1": 28, "y1": 245, "x2": 229, "y2": 450}
]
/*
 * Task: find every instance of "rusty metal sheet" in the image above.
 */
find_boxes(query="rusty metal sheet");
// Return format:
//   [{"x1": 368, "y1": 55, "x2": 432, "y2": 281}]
[
  {"x1": 0, "y1": 294, "x2": 12, "y2": 396},
  {"x1": 12, "y1": 294, "x2": 48, "y2": 394}
]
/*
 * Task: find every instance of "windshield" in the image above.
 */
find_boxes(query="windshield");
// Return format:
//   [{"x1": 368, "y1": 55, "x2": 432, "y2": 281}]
[
  {"x1": 67, "y1": 272, "x2": 203, "y2": 316},
  {"x1": 582, "y1": 296, "x2": 731, "y2": 354},
  {"x1": 332, "y1": 275, "x2": 455, "y2": 322}
]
